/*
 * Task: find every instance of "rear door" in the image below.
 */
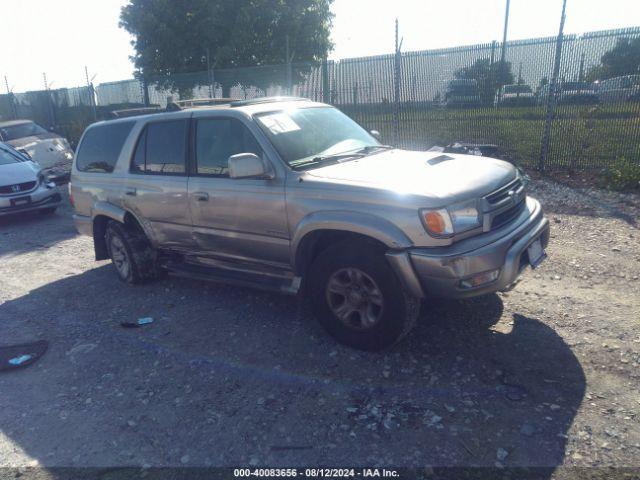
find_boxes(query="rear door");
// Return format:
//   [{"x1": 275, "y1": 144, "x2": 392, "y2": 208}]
[
  {"x1": 187, "y1": 114, "x2": 289, "y2": 266},
  {"x1": 122, "y1": 116, "x2": 194, "y2": 250}
]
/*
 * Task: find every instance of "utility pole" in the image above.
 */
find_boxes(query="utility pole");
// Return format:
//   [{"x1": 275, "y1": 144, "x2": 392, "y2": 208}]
[
  {"x1": 285, "y1": 35, "x2": 293, "y2": 95},
  {"x1": 500, "y1": 0, "x2": 511, "y2": 66},
  {"x1": 497, "y1": 0, "x2": 511, "y2": 103},
  {"x1": 539, "y1": 0, "x2": 568, "y2": 172}
]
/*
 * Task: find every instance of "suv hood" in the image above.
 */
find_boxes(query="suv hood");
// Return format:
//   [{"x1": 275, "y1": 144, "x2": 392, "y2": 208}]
[
  {"x1": 0, "y1": 161, "x2": 40, "y2": 186},
  {"x1": 305, "y1": 150, "x2": 517, "y2": 201}
]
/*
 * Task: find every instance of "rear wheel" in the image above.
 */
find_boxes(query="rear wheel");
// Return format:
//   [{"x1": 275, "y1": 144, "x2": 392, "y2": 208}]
[
  {"x1": 308, "y1": 241, "x2": 420, "y2": 351},
  {"x1": 105, "y1": 221, "x2": 160, "y2": 284}
]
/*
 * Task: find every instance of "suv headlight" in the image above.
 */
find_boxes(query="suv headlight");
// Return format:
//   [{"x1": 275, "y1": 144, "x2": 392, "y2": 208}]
[{"x1": 421, "y1": 199, "x2": 481, "y2": 237}]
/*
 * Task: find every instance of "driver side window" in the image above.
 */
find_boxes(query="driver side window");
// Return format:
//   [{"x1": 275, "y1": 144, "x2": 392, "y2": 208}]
[{"x1": 195, "y1": 118, "x2": 262, "y2": 176}]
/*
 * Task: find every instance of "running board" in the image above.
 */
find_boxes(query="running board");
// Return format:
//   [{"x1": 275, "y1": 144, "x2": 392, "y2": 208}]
[{"x1": 162, "y1": 261, "x2": 301, "y2": 295}]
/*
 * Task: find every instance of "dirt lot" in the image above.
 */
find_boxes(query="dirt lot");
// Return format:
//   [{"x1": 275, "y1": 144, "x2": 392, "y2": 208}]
[{"x1": 0, "y1": 176, "x2": 638, "y2": 478}]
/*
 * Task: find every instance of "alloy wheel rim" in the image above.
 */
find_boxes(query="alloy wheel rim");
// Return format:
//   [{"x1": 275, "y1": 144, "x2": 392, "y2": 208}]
[
  {"x1": 110, "y1": 235, "x2": 130, "y2": 279},
  {"x1": 326, "y1": 268, "x2": 384, "y2": 330}
]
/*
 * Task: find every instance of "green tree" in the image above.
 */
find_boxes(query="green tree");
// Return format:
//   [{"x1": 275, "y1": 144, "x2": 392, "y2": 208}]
[
  {"x1": 120, "y1": 0, "x2": 334, "y2": 98},
  {"x1": 586, "y1": 37, "x2": 640, "y2": 82},
  {"x1": 454, "y1": 58, "x2": 514, "y2": 105}
]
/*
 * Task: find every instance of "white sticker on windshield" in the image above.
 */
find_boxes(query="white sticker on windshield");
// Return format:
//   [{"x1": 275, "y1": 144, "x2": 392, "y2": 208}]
[{"x1": 260, "y1": 113, "x2": 301, "y2": 135}]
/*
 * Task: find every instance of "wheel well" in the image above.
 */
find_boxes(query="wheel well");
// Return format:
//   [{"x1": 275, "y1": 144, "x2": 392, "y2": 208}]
[
  {"x1": 92, "y1": 212, "x2": 146, "y2": 261},
  {"x1": 295, "y1": 230, "x2": 388, "y2": 276}
]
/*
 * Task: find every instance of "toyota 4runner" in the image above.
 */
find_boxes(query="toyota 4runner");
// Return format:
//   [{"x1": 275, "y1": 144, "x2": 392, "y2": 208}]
[{"x1": 70, "y1": 97, "x2": 550, "y2": 351}]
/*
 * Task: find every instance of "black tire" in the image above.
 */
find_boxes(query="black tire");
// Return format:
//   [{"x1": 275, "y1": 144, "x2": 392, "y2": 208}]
[
  {"x1": 308, "y1": 241, "x2": 420, "y2": 351},
  {"x1": 39, "y1": 207, "x2": 57, "y2": 215},
  {"x1": 105, "y1": 221, "x2": 160, "y2": 284}
]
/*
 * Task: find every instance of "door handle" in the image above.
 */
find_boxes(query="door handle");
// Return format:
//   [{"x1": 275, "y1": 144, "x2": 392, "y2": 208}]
[
  {"x1": 194, "y1": 192, "x2": 209, "y2": 202},
  {"x1": 125, "y1": 187, "x2": 137, "y2": 197}
]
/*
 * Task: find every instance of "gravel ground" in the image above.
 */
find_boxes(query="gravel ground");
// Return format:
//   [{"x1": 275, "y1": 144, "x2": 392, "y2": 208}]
[{"x1": 0, "y1": 177, "x2": 638, "y2": 478}]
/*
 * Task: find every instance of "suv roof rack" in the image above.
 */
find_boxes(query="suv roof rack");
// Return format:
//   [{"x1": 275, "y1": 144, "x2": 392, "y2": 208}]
[
  {"x1": 166, "y1": 98, "x2": 239, "y2": 111},
  {"x1": 108, "y1": 106, "x2": 163, "y2": 119},
  {"x1": 107, "y1": 96, "x2": 311, "y2": 120},
  {"x1": 230, "y1": 96, "x2": 311, "y2": 107}
]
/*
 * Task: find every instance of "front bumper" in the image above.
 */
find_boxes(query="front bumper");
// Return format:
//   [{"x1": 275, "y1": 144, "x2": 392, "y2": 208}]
[
  {"x1": 387, "y1": 197, "x2": 550, "y2": 299},
  {"x1": 0, "y1": 185, "x2": 62, "y2": 216}
]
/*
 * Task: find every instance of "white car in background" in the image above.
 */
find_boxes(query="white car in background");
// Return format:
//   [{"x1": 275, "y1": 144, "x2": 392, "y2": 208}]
[
  {"x1": 0, "y1": 142, "x2": 62, "y2": 216},
  {"x1": 0, "y1": 120, "x2": 74, "y2": 181}
]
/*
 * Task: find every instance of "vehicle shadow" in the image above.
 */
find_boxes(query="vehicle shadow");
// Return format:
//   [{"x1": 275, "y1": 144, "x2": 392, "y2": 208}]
[{"x1": 0, "y1": 266, "x2": 585, "y2": 473}]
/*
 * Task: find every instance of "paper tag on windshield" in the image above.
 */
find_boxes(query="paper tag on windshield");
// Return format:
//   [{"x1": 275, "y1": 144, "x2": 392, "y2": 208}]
[{"x1": 260, "y1": 113, "x2": 301, "y2": 135}]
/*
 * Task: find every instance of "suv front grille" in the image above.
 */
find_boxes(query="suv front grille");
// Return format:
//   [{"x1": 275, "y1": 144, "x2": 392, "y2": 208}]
[
  {"x1": 481, "y1": 177, "x2": 527, "y2": 232},
  {"x1": 0, "y1": 181, "x2": 37, "y2": 195},
  {"x1": 485, "y1": 178, "x2": 524, "y2": 205},
  {"x1": 491, "y1": 199, "x2": 526, "y2": 230}
]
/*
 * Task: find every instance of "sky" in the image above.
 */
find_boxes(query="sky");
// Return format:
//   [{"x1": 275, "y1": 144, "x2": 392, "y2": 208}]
[{"x1": 1, "y1": 0, "x2": 639, "y2": 92}]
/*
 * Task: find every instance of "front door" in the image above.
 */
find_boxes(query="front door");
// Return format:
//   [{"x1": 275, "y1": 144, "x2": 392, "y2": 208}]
[{"x1": 187, "y1": 116, "x2": 290, "y2": 267}]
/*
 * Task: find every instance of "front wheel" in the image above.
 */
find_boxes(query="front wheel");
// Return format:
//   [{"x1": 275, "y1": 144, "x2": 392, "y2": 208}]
[{"x1": 308, "y1": 241, "x2": 420, "y2": 351}]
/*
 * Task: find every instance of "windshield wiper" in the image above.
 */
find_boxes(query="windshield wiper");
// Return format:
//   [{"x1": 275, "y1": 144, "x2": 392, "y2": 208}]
[
  {"x1": 356, "y1": 145, "x2": 394, "y2": 155},
  {"x1": 291, "y1": 152, "x2": 366, "y2": 170}
]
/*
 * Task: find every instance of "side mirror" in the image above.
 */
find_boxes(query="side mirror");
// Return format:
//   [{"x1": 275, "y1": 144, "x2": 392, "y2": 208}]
[
  {"x1": 228, "y1": 153, "x2": 272, "y2": 179},
  {"x1": 370, "y1": 130, "x2": 381, "y2": 141}
]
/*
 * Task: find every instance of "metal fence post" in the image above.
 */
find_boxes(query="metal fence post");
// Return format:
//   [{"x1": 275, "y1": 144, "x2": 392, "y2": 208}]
[
  {"x1": 4, "y1": 76, "x2": 17, "y2": 119},
  {"x1": 539, "y1": 0, "x2": 568, "y2": 172},
  {"x1": 322, "y1": 58, "x2": 330, "y2": 104},
  {"x1": 85, "y1": 67, "x2": 97, "y2": 121},
  {"x1": 393, "y1": 19, "x2": 402, "y2": 147}
]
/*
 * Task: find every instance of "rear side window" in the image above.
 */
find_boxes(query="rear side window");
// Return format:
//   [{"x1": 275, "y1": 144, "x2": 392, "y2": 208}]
[
  {"x1": 76, "y1": 121, "x2": 134, "y2": 173},
  {"x1": 131, "y1": 120, "x2": 187, "y2": 175}
]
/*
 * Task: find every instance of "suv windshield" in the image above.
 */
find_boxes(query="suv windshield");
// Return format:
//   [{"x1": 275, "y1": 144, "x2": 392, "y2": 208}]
[
  {"x1": 255, "y1": 107, "x2": 379, "y2": 168},
  {"x1": 0, "y1": 122, "x2": 48, "y2": 141}
]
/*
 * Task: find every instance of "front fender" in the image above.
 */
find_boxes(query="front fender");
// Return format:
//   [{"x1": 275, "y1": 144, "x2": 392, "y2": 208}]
[{"x1": 291, "y1": 210, "x2": 413, "y2": 269}]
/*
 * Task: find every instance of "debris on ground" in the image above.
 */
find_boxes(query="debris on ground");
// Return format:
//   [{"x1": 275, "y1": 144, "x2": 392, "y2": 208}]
[
  {"x1": 0, "y1": 340, "x2": 48, "y2": 372},
  {"x1": 121, "y1": 317, "x2": 155, "y2": 329}
]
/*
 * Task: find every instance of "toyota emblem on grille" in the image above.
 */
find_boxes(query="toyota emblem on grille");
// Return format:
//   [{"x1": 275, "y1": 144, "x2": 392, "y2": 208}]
[
  {"x1": 507, "y1": 189, "x2": 516, "y2": 203},
  {"x1": 11, "y1": 185, "x2": 20, "y2": 193}
]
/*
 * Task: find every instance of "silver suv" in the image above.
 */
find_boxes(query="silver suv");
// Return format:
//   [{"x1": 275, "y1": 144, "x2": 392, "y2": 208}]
[{"x1": 70, "y1": 97, "x2": 549, "y2": 350}]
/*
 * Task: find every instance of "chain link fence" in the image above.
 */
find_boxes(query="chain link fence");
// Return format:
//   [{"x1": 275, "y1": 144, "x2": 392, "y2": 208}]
[{"x1": 1, "y1": 26, "x2": 639, "y2": 171}]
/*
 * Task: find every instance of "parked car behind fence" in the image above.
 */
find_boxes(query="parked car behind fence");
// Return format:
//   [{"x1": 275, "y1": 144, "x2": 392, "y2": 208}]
[
  {"x1": 495, "y1": 84, "x2": 536, "y2": 107},
  {"x1": 537, "y1": 81, "x2": 599, "y2": 105},
  {"x1": 597, "y1": 75, "x2": 640, "y2": 103},
  {"x1": 444, "y1": 79, "x2": 481, "y2": 108}
]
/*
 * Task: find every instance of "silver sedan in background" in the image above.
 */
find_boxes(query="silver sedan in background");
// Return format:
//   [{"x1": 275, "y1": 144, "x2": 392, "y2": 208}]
[{"x1": 0, "y1": 142, "x2": 62, "y2": 217}]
